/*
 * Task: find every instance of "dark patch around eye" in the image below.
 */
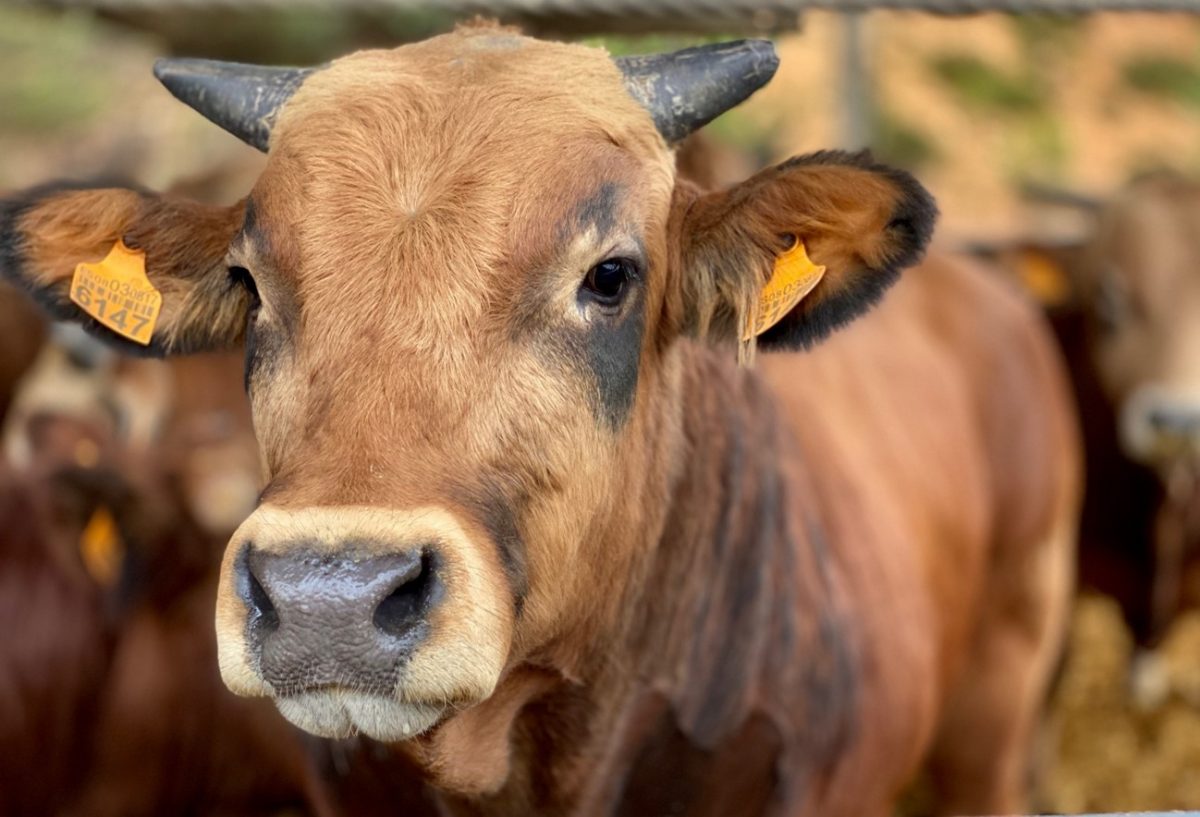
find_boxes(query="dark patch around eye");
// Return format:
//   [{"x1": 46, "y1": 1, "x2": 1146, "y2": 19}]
[
  {"x1": 571, "y1": 286, "x2": 645, "y2": 429},
  {"x1": 457, "y1": 481, "x2": 528, "y2": 616},
  {"x1": 243, "y1": 322, "x2": 259, "y2": 394},
  {"x1": 244, "y1": 323, "x2": 284, "y2": 395},
  {"x1": 241, "y1": 198, "x2": 258, "y2": 234},
  {"x1": 573, "y1": 181, "x2": 621, "y2": 240},
  {"x1": 237, "y1": 199, "x2": 273, "y2": 259}
]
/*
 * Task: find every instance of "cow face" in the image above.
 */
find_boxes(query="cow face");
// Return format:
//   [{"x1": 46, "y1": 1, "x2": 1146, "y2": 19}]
[
  {"x1": 1071, "y1": 176, "x2": 1200, "y2": 469},
  {"x1": 0, "y1": 26, "x2": 933, "y2": 774}
]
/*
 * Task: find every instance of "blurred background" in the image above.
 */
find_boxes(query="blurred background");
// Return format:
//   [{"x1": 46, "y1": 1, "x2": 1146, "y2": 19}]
[{"x1": 6, "y1": 1, "x2": 1200, "y2": 814}]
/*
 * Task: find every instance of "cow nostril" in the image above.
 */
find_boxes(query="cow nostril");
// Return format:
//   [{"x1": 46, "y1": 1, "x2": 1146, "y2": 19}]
[
  {"x1": 243, "y1": 552, "x2": 280, "y2": 634},
  {"x1": 1148, "y1": 407, "x2": 1173, "y2": 431},
  {"x1": 374, "y1": 551, "x2": 436, "y2": 639},
  {"x1": 1146, "y1": 405, "x2": 1200, "y2": 437}
]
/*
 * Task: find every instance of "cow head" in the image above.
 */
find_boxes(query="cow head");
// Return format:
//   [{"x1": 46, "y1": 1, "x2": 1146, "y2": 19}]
[
  {"x1": 1023, "y1": 175, "x2": 1200, "y2": 471},
  {"x1": 0, "y1": 25, "x2": 934, "y2": 790}
]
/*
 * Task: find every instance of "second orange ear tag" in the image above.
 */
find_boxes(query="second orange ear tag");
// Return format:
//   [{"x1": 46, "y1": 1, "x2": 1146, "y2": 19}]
[
  {"x1": 740, "y1": 237, "x2": 826, "y2": 342},
  {"x1": 80, "y1": 506, "x2": 124, "y2": 587},
  {"x1": 70, "y1": 240, "x2": 162, "y2": 346}
]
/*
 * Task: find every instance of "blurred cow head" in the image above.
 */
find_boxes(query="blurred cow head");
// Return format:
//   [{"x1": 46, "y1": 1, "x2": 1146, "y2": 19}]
[
  {"x1": 1015, "y1": 175, "x2": 1200, "y2": 472},
  {"x1": 1081, "y1": 176, "x2": 1200, "y2": 469},
  {"x1": 4, "y1": 325, "x2": 258, "y2": 537},
  {"x1": 0, "y1": 25, "x2": 934, "y2": 786}
]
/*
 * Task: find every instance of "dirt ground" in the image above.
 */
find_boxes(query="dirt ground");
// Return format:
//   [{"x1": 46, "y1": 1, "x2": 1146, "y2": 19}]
[{"x1": 1040, "y1": 594, "x2": 1200, "y2": 813}]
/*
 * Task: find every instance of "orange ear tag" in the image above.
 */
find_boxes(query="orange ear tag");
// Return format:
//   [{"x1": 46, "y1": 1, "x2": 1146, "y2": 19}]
[
  {"x1": 70, "y1": 240, "x2": 162, "y2": 346},
  {"x1": 740, "y1": 237, "x2": 827, "y2": 342},
  {"x1": 80, "y1": 506, "x2": 124, "y2": 587},
  {"x1": 1017, "y1": 248, "x2": 1070, "y2": 307}
]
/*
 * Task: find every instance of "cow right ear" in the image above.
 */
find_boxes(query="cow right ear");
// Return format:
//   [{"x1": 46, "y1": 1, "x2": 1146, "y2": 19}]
[{"x1": 1, "y1": 183, "x2": 250, "y2": 356}]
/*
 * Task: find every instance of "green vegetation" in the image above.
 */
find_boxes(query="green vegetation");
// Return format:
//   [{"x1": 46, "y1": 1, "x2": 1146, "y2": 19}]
[
  {"x1": 1013, "y1": 111, "x2": 1069, "y2": 179},
  {"x1": 926, "y1": 40, "x2": 1070, "y2": 178},
  {"x1": 583, "y1": 34, "x2": 733, "y2": 57},
  {"x1": 871, "y1": 109, "x2": 938, "y2": 171},
  {"x1": 589, "y1": 34, "x2": 775, "y2": 157},
  {"x1": 141, "y1": 8, "x2": 457, "y2": 64},
  {"x1": 1123, "y1": 56, "x2": 1200, "y2": 109},
  {"x1": 930, "y1": 54, "x2": 1047, "y2": 114},
  {"x1": 0, "y1": 8, "x2": 121, "y2": 134},
  {"x1": 1011, "y1": 14, "x2": 1083, "y2": 59}
]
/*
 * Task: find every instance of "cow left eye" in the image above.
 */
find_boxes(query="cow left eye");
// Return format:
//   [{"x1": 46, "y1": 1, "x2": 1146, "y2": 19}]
[{"x1": 582, "y1": 258, "x2": 634, "y2": 305}]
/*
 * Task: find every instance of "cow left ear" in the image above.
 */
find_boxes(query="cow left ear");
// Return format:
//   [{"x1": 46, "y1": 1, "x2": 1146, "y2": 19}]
[
  {"x1": 0, "y1": 182, "x2": 249, "y2": 356},
  {"x1": 677, "y1": 150, "x2": 937, "y2": 349}
]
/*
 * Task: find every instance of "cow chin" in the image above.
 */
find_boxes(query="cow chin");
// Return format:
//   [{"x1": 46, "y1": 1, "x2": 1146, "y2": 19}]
[{"x1": 274, "y1": 690, "x2": 444, "y2": 741}]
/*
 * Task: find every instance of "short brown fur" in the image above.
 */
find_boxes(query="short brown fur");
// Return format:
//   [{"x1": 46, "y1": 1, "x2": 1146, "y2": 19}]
[{"x1": 0, "y1": 25, "x2": 1075, "y2": 817}]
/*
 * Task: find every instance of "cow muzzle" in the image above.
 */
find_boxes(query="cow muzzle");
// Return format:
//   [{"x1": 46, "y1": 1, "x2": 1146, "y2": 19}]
[
  {"x1": 216, "y1": 505, "x2": 514, "y2": 742},
  {"x1": 238, "y1": 546, "x2": 441, "y2": 695},
  {"x1": 1122, "y1": 385, "x2": 1200, "y2": 466}
]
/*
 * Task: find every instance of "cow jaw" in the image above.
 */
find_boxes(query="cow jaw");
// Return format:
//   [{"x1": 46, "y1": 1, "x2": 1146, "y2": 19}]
[{"x1": 215, "y1": 504, "x2": 513, "y2": 741}]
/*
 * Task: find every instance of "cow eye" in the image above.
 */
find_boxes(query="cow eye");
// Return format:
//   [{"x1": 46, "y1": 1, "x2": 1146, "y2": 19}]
[
  {"x1": 582, "y1": 258, "x2": 633, "y2": 305},
  {"x1": 229, "y1": 266, "x2": 261, "y2": 311}
]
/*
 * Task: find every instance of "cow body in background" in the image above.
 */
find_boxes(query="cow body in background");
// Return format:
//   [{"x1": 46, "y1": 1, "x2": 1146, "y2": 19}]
[
  {"x1": 1, "y1": 27, "x2": 1079, "y2": 816},
  {"x1": 60, "y1": 459, "x2": 336, "y2": 817},
  {"x1": 0, "y1": 343, "x2": 338, "y2": 817},
  {"x1": 0, "y1": 466, "x2": 109, "y2": 817},
  {"x1": 981, "y1": 174, "x2": 1200, "y2": 670},
  {"x1": 0, "y1": 281, "x2": 47, "y2": 418}
]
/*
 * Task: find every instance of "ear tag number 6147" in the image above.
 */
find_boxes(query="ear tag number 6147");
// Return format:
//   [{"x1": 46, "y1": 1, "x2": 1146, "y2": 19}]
[{"x1": 70, "y1": 239, "x2": 162, "y2": 346}]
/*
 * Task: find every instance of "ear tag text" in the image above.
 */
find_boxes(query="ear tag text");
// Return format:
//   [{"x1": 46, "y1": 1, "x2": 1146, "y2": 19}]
[
  {"x1": 80, "y1": 506, "x2": 124, "y2": 587},
  {"x1": 70, "y1": 240, "x2": 162, "y2": 346},
  {"x1": 740, "y1": 237, "x2": 827, "y2": 342}
]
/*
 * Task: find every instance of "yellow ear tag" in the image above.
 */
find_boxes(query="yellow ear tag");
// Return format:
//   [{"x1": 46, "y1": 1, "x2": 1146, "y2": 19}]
[
  {"x1": 80, "y1": 506, "x2": 124, "y2": 587},
  {"x1": 69, "y1": 240, "x2": 162, "y2": 346},
  {"x1": 740, "y1": 237, "x2": 827, "y2": 342},
  {"x1": 1018, "y1": 249, "x2": 1071, "y2": 307}
]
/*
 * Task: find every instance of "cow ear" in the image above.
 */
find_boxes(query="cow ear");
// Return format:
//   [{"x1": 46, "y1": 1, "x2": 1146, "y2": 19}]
[
  {"x1": 1, "y1": 183, "x2": 249, "y2": 356},
  {"x1": 677, "y1": 150, "x2": 937, "y2": 349},
  {"x1": 1009, "y1": 243, "x2": 1087, "y2": 311}
]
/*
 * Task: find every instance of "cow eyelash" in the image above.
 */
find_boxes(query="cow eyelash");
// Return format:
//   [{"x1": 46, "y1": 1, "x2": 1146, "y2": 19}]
[{"x1": 229, "y1": 266, "x2": 261, "y2": 309}]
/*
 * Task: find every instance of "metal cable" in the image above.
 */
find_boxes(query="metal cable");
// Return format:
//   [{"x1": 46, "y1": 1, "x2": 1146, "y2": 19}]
[{"x1": 34, "y1": 0, "x2": 1200, "y2": 16}]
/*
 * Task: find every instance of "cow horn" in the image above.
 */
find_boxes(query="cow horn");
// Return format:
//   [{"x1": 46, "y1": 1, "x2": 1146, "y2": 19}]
[
  {"x1": 615, "y1": 40, "x2": 779, "y2": 144},
  {"x1": 153, "y1": 58, "x2": 313, "y2": 153}
]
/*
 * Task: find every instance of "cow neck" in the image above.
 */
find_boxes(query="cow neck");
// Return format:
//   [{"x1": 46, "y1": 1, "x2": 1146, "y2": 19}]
[
  {"x1": 570, "y1": 342, "x2": 861, "y2": 815},
  {"x1": 425, "y1": 343, "x2": 860, "y2": 817}
]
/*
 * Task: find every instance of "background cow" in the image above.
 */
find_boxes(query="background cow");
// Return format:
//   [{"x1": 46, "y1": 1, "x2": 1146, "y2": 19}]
[
  {"x1": 975, "y1": 174, "x2": 1200, "y2": 705},
  {"x1": 0, "y1": 336, "x2": 338, "y2": 817},
  {"x1": 0, "y1": 26, "x2": 1079, "y2": 817}
]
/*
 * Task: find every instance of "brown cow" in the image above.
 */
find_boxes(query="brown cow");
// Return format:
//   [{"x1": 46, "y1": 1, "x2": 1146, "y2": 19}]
[
  {"x1": 0, "y1": 464, "x2": 110, "y2": 817},
  {"x1": 979, "y1": 174, "x2": 1200, "y2": 702},
  {"x1": 0, "y1": 340, "x2": 338, "y2": 817},
  {"x1": 56, "y1": 458, "x2": 337, "y2": 817},
  {"x1": 0, "y1": 281, "x2": 47, "y2": 418},
  {"x1": 0, "y1": 26, "x2": 1078, "y2": 817}
]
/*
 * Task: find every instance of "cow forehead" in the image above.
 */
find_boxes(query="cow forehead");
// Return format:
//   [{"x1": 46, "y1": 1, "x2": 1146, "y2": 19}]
[
  {"x1": 245, "y1": 28, "x2": 673, "y2": 311},
  {"x1": 271, "y1": 27, "x2": 665, "y2": 175}
]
